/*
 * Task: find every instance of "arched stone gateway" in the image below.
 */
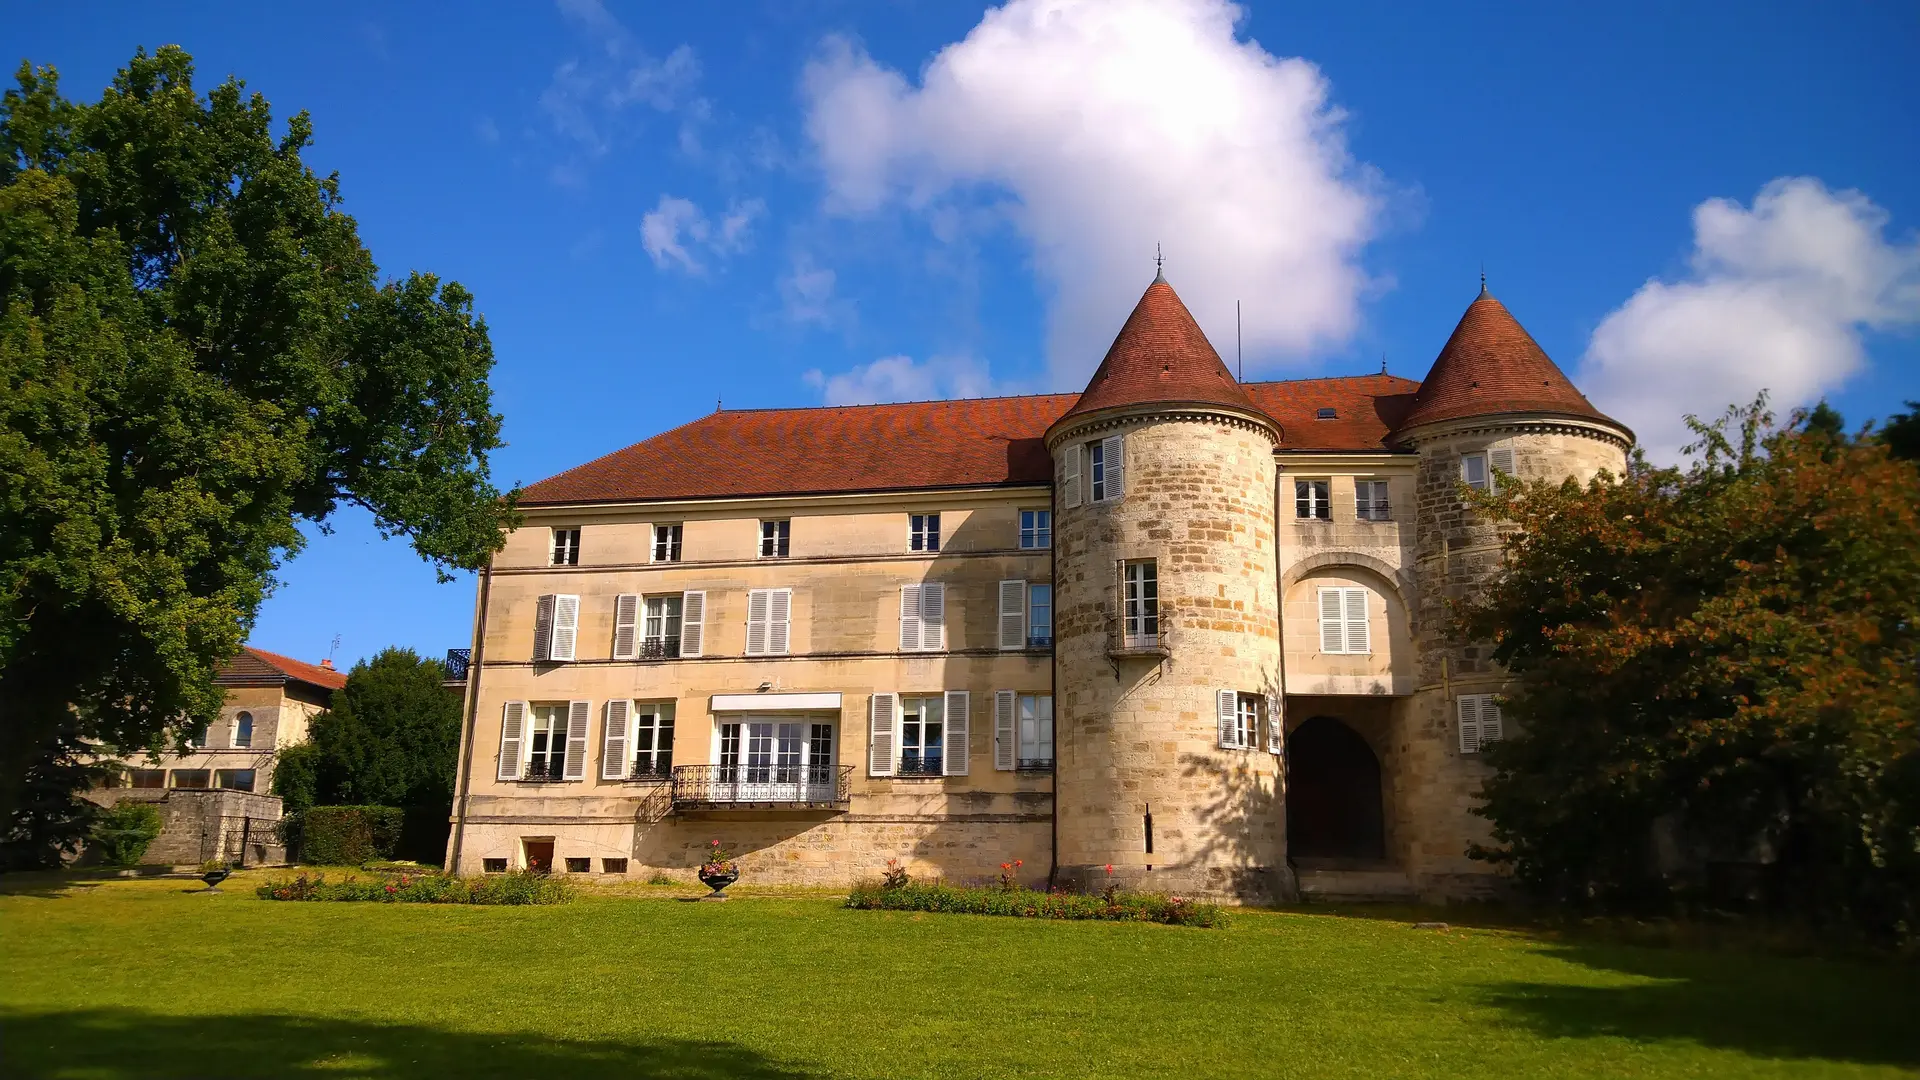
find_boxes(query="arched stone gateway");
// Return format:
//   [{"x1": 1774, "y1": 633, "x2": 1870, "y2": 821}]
[{"x1": 1286, "y1": 717, "x2": 1386, "y2": 861}]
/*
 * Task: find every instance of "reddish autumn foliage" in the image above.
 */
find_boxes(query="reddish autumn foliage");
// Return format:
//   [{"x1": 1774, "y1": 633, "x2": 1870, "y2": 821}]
[{"x1": 1458, "y1": 398, "x2": 1920, "y2": 939}]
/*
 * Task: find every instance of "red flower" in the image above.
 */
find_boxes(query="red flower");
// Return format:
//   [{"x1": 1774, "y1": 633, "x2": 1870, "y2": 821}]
[
  {"x1": 1014, "y1": 859, "x2": 1023, "y2": 868},
  {"x1": 1000, "y1": 862, "x2": 1011, "y2": 871},
  {"x1": 1105, "y1": 863, "x2": 1114, "y2": 874}
]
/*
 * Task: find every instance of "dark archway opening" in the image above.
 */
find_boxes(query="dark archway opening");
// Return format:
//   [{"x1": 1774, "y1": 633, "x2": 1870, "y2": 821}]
[{"x1": 1286, "y1": 716, "x2": 1385, "y2": 861}]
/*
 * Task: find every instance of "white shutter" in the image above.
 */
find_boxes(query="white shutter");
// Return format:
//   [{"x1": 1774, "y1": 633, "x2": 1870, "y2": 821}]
[
  {"x1": 944, "y1": 690, "x2": 970, "y2": 776},
  {"x1": 1490, "y1": 445, "x2": 1516, "y2": 477},
  {"x1": 768, "y1": 588, "x2": 792, "y2": 655},
  {"x1": 1344, "y1": 588, "x2": 1370, "y2": 655},
  {"x1": 920, "y1": 583, "x2": 945, "y2": 651},
  {"x1": 602, "y1": 700, "x2": 631, "y2": 779},
  {"x1": 1319, "y1": 588, "x2": 1344, "y2": 654},
  {"x1": 612, "y1": 594, "x2": 639, "y2": 660},
  {"x1": 1480, "y1": 696, "x2": 1505, "y2": 745},
  {"x1": 994, "y1": 690, "x2": 1017, "y2": 771},
  {"x1": 1063, "y1": 444, "x2": 1082, "y2": 508},
  {"x1": 1216, "y1": 689, "x2": 1238, "y2": 749},
  {"x1": 998, "y1": 580, "x2": 1027, "y2": 651},
  {"x1": 550, "y1": 594, "x2": 580, "y2": 662},
  {"x1": 1101, "y1": 435, "x2": 1125, "y2": 499},
  {"x1": 1266, "y1": 693, "x2": 1285, "y2": 753},
  {"x1": 868, "y1": 693, "x2": 897, "y2": 777},
  {"x1": 563, "y1": 700, "x2": 591, "y2": 780},
  {"x1": 497, "y1": 701, "x2": 527, "y2": 780},
  {"x1": 746, "y1": 589, "x2": 771, "y2": 656},
  {"x1": 1457, "y1": 695, "x2": 1483, "y2": 753},
  {"x1": 898, "y1": 584, "x2": 922, "y2": 651},
  {"x1": 680, "y1": 591, "x2": 705, "y2": 657},
  {"x1": 533, "y1": 594, "x2": 556, "y2": 661}
]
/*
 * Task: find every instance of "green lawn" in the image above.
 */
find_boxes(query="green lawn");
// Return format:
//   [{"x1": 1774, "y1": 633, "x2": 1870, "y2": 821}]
[{"x1": 2, "y1": 871, "x2": 1916, "y2": 1079}]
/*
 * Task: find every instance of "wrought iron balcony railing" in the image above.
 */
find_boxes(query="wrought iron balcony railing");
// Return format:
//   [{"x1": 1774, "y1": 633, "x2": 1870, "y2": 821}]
[
  {"x1": 1356, "y1": 502, "x2": 1393, "y2": 522},
  {"x1": 520, "y1": 761, "x2": 566, "y2": 783},
  {"x1": 1107, "y1": 604, "x2": 1172, "y2": 659},
  {"x1": 896, "y1": 756, "x2": 946, "y2": 777},
  {"x1": 1017, "y1": 758, "x2": 1055, "y2": 772},
  {"x1": 671, "y1": 764, "x2": 853, "y2": 809},
  {"x1": 628, "y1": 757, "x2": 673, "y2": 781},
  {"x1": 639, "y1": 637, "x2": 681, "y2": 659},
  {"x1": 444, "y1": 648, "x2": 472, "y2": 682}
]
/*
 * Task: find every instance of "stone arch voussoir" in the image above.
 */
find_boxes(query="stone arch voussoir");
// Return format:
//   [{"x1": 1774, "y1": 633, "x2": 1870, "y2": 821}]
[{"x1": 1281, "y1": 551, "x2": 1414, "y2": 605}]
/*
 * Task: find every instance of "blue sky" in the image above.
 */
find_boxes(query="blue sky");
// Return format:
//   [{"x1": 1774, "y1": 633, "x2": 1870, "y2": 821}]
[{"x1": 12, "y1": 0, "x2": 1918, "y2": 672}]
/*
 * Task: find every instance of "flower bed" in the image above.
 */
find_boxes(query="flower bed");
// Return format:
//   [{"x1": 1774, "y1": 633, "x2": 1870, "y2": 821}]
[
  {"x1": 845, "y1": 881, "x2": 1226, "y2": 927},
  {"x1": 256, "y1": 871, "x2": 574, "y2": 905}
]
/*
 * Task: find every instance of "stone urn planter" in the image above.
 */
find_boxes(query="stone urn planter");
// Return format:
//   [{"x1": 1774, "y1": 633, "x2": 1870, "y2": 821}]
[
  {"x1": 697, "y1": 865, "x2": 739, "y2": 900},
  {"x1": 200, "y1": 868, "x2": 231, "y2": 892}
]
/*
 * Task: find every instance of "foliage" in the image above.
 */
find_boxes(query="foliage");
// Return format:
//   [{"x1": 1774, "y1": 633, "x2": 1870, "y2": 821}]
[
  {"x1": 200, "y1": 859, "x2": 230, "y2": 875},
  {"x1": 699, "y1": 839, "x2": 736, "y2": 874},
  {"x1": 271, "y1": 648, "x2": 461, "y2": 811},
  {"x1": 1883, "y1": 400, "x2": 1920, "y2": 462},
  {"x1": 288, "y1": 805, "x2": 404, "y2": 866},
  {"x1": 88, "y1": 800, "x2": 162, "y2": 869},
  {"x1": 256, "y1": 870, "x2": 573, "y2": 905},
  {"x1": 0, "y1": 46, "x2": 518, "y2": 824},
  {"x1": 0, "y1": 716, "x2": 107, "y2": 870},
  {"x1": 994, "y1": 858, "x2": 1026, "y2": 891},
  {"x1": 845, "y1": 881, "x2": 1227, "y2": 927},
  {"x1": 880, "y1": 858, "x2": 909, "y2": 890},
  {"x1": 1457, "y1": 397, "x2": 1920, "y2": 939}
]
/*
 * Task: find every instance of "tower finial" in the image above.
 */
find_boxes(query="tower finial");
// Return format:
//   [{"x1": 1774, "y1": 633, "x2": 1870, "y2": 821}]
[
  {"x1": 1479, "y1": 264, "x2": 1488, "y2": 296},
  {"x1": 1153, "y1": 243, "x2": 1165, "y2": 283}
]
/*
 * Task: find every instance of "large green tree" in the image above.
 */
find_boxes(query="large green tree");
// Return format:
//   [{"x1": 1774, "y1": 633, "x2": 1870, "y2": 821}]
[
  {"x1": 1457, "y1": 399, "x2": 1920, "y2": 937},
  {"x1": 0, "y1": 47, "x2": 517, "y2": 829},
  {"x1": 272, "y1": 647, "x2": 461, "y2": 815}
]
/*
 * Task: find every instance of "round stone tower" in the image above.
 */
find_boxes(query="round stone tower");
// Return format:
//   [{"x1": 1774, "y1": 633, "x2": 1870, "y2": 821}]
[
  {"x1": 1391, "y1": 284, "x2": 1633, "y2": 897},
  {"x1": 1048, "y1": 273, "x2": 1287, "y2": 902}
]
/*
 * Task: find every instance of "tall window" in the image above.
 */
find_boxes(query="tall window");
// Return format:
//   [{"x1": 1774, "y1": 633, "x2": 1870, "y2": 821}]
[
  {"x1": 1460, "y1": 453, "x2": 1490, "y2": 491},
  {"x1": 528, "y1": 705, "x2": 570, "y2": 780},
  {"x1": 1124, "y1": 561, "x2": 1159, "y2": 646},
  {"x1": 233, "y1": 712, "x2": 254, "y2": 748},
  {"x1": 1018, "y1": 694, "x2": 1054, "y2": 769},
  {"x1": 652, "y1": 524, "x2": 682, "y2": 562},
  {"x1": 1295, "y1": 479, "x2": 1331, "y2": 520},
  {"x1": 634, "y1": 704, "x2": 675, "y2": 778},
  {"x1": 1020, "y1": 509, "x2": 1051, "y2": 549},
  {"x1": 643, "y1": 595, "x2": 683, "y2": 658},
  {"x1": 1317, "y1": 586, "x2": 1371, "y2": 655},
  {"x1": 1216, "y1": 691, "x2": 1264, "y2": 750},
  {"x1": 1456, "y1": 694, "x2": 1505, "y2": 753},
  {"x1": 746, "y1": 588, "x2": 793, "y2": 656},
  {"x1": 1028, "y1": 584, "x2": 1052, "y2": 648},
  {"x1": 910, "y1": 513, "x2": 940, "y2": 552},
  {"x1": 899, "y1": 696, "x2": 945, "y2": 776},
  {"x1": 759, "y1": 519, "x2": 790, "y2": 558},
  {"x1": 1088, "y1": 440, "x2": 1110, "y2": 502},
  {"x1": 1355, "y1": 480, "x2": 1391, "y2": 521},
  {"x1": 550, "y1": 527, "x2": 581, "y2": 566}
]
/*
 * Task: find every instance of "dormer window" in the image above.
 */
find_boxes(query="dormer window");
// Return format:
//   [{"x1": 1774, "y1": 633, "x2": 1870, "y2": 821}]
[{"x1": 1315, "y1": 407, "x2": 1338, "y2": 420}]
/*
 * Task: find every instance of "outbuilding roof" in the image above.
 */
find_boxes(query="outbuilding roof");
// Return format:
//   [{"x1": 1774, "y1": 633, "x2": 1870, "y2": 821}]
[{"x1": 217, "y1": 646, "x2": 347, "y2": 692}]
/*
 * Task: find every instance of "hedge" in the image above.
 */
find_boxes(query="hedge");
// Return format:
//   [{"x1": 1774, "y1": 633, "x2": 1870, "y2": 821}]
[
  {"x1": 256, "y1": 871, "x2": 573, "y2": 905},
  {"x1": 845, "y1": 881, "x2": 1228, "y2": 927},
  {"x1": 91, "y1": 801, "x2": 164, "y2": 868},
  {"x1": 281, "y1": 805, "x2": 449, "y2": 866}
]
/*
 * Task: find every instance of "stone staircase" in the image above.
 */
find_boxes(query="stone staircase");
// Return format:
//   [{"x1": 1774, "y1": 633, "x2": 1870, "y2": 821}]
[{"x1": 1292, "y1": 861, "x2": 1419, "y2": 903}]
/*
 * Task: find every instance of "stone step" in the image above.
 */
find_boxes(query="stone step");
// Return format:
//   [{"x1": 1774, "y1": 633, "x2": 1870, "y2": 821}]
[{"x1": 1295, "y1": 867, "x2": 1419, "y2": 903}]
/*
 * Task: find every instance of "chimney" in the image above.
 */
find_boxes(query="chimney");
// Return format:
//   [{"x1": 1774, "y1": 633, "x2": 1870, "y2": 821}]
[{"x1": 319, "y1": 658, "x2": 334, "y2": 670}]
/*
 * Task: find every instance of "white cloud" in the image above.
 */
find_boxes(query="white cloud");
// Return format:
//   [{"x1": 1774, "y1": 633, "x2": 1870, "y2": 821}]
[
  {"x1": 779, "y1": 253, "x2": 841, "y2": 326},
  {"x1": 803, "y1": 354, "x2": 994, "y2": 405},
  {"x1": 640, "y1": 195, "x2": 766, "y2": 273},
  {"x1": 800, "y1": 0, "x2": 1381, "y2": 389},
  {"x1": 1581, "y1": 177, "x2": 1920, "y2": 461},
  {"x1": 541, "y1": 0, "x2": 701, "y2": 159}
]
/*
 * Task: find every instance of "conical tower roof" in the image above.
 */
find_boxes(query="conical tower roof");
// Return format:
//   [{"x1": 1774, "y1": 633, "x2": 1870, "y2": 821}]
[
  {"x1": 1050, "y1": 275, "x2": 1269, "y2": 437},
  {"x1": 1397, "y1": 287, "x2": 1622, "y2": 433}
]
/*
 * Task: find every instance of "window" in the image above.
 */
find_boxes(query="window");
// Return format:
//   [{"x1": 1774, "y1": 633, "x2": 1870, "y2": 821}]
[
  {"x1": 1018, "y1": 694, "x2": 1054, "y2": 769},
  {"x1": 1316, "y1": 407, "x2": 1338, "y2": 420},
  {"x1": 527, "y1": 705, "x2": 572, "y2": 781},
  {"x1": 899, "y1": 583, "x2": 946, "y2": 652},
  {"x1": 997, "y1": 580, "x2": 1048, "y2": 650},
  {"x1": 565, "y1": 857, "x2": 591, "y2": 873},
  {"x1": 129, "y1": 769, "x2": 165, "y2": 789},
  {"x1": 1317, "y1": 586, "x2": 1371, "y2": 655},
  {"x1": 1020, "y1": 509, "x2": 1051, "y2": 549},
  {"x1": 533, "y1": 594, "x2": 581, "y2": 662},
  {"x1": 1355, "y1": 480, "x2": 1391, "y2": 521},
  {"x1": 1123, "y1": 561, "x2": 1159, "y2": 647},
  {"x1": 634, "y1": 704, "x2": 675, "y2": 779},
  {"x1": 603, "y1": 858, "x2": 629, "y2": 874},
  {"x1": 215, "y1": 769, "x2": 256, "y2": 792},
  {"x1": 483, "y1": 858, "x2": 508, "y2": 874},
  {"x1": 1461, "y1": 452, "x2": 1489, "y2": 491},
  {"x1": 550, "y1": 527, "x2": 580, "y2": 566},
  {"x1": 719, "y1": 719, "x2": 837, "y2": 794},
  {"x1": 746, "y1": 588, "x2": 793, "y2": 656},
  {"x1": 1216, "y1": 691, "x2": 1266, "y2": 750},
  {"x1": 652, "y1": 523, "x2": 682, "y2": 562},
  {"x1": 1087, "y1": 435, "x2": 1125, "y2": 502},
  {"x1": 899, "y1": 696, "x2": 945, "y2": 776},
  {"x1": 1457, "y1": 694, "x2": 1506, "y2": 753},
  {"x1": 643, "y1": 595, "x2": 683, "y2": 658},
  {"x1": 1027, "y1": 584, "x2": 1052, "y2": 648},
  {"x1": 1295, "y1": 479, "x2": 1331, "y2": 520},
  {"x1": 759, "y1": 519, "x2": 790, "y2": 558},
  {"x1": 910, "y1": 513, "x2": 940, "y2": 552},
  {"x1": 170, "y1": 769, "x2": 210, "y2": 790},
  {"x1": 233, "y1": 712, "x2": 254, "y2": 749}
]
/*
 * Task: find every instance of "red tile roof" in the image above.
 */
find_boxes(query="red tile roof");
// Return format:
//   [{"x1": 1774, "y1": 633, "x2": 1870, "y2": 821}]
[
  {"x1": 1397, "y1": 289, "x2": 1620, "y2": 432},
  {"x1": 218, "y1": 646, "x2": 348, "y2": 691},
  {"x1": 518, "y1": 374, "x2": 1419, "y2": 506},
  {"x1": 1050, "y1": 276, "x2": 1269, "y2": 433}
]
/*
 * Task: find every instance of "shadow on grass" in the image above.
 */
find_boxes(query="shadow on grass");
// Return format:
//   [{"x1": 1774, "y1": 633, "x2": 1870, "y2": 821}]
[
  {"x1": 0, "y1": 1007, "x2": 820, "y2": 1080},
  {"x1": 1480, "y1": 942, "x2": 1920, "y2": 1071}
]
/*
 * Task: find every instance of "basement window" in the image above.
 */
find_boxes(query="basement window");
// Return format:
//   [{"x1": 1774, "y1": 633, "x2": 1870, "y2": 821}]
[
  {"x1": 564, "y1": 857, "x2": 591, "y2": 873},
  {"x1": 482, "y1": 858, "x2": 507, "y2": 874},
  {"x1": 603, "y1": 858, "x2": 629, "y2": 874}
]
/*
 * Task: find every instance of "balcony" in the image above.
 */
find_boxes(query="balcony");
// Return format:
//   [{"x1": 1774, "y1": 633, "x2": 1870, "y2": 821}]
[
  {"x1": 671, "y1": 764, "x2": 853, "y2": 810},
  {"x1": 628, "y1": 758, "x2": 673, "y2": 782},
  {"x1": 895, "y1": 756, "x2": 946, "y2": 778},
  {"x1": 520, "y1": 762, "x2": 565, "y2": 783},
  {"x1": 1017, "y1": 758, "x2": 1055, "y2": 772},
  {"x1": 639, "y1": 637, "x2": 681, "y2": 660},
  {"x1": 1107, "y1": 605, "x2": 1172, "y2": 660},
  {"x1": 443, "y1": 648, "x2": 471, "y2": 684}
]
